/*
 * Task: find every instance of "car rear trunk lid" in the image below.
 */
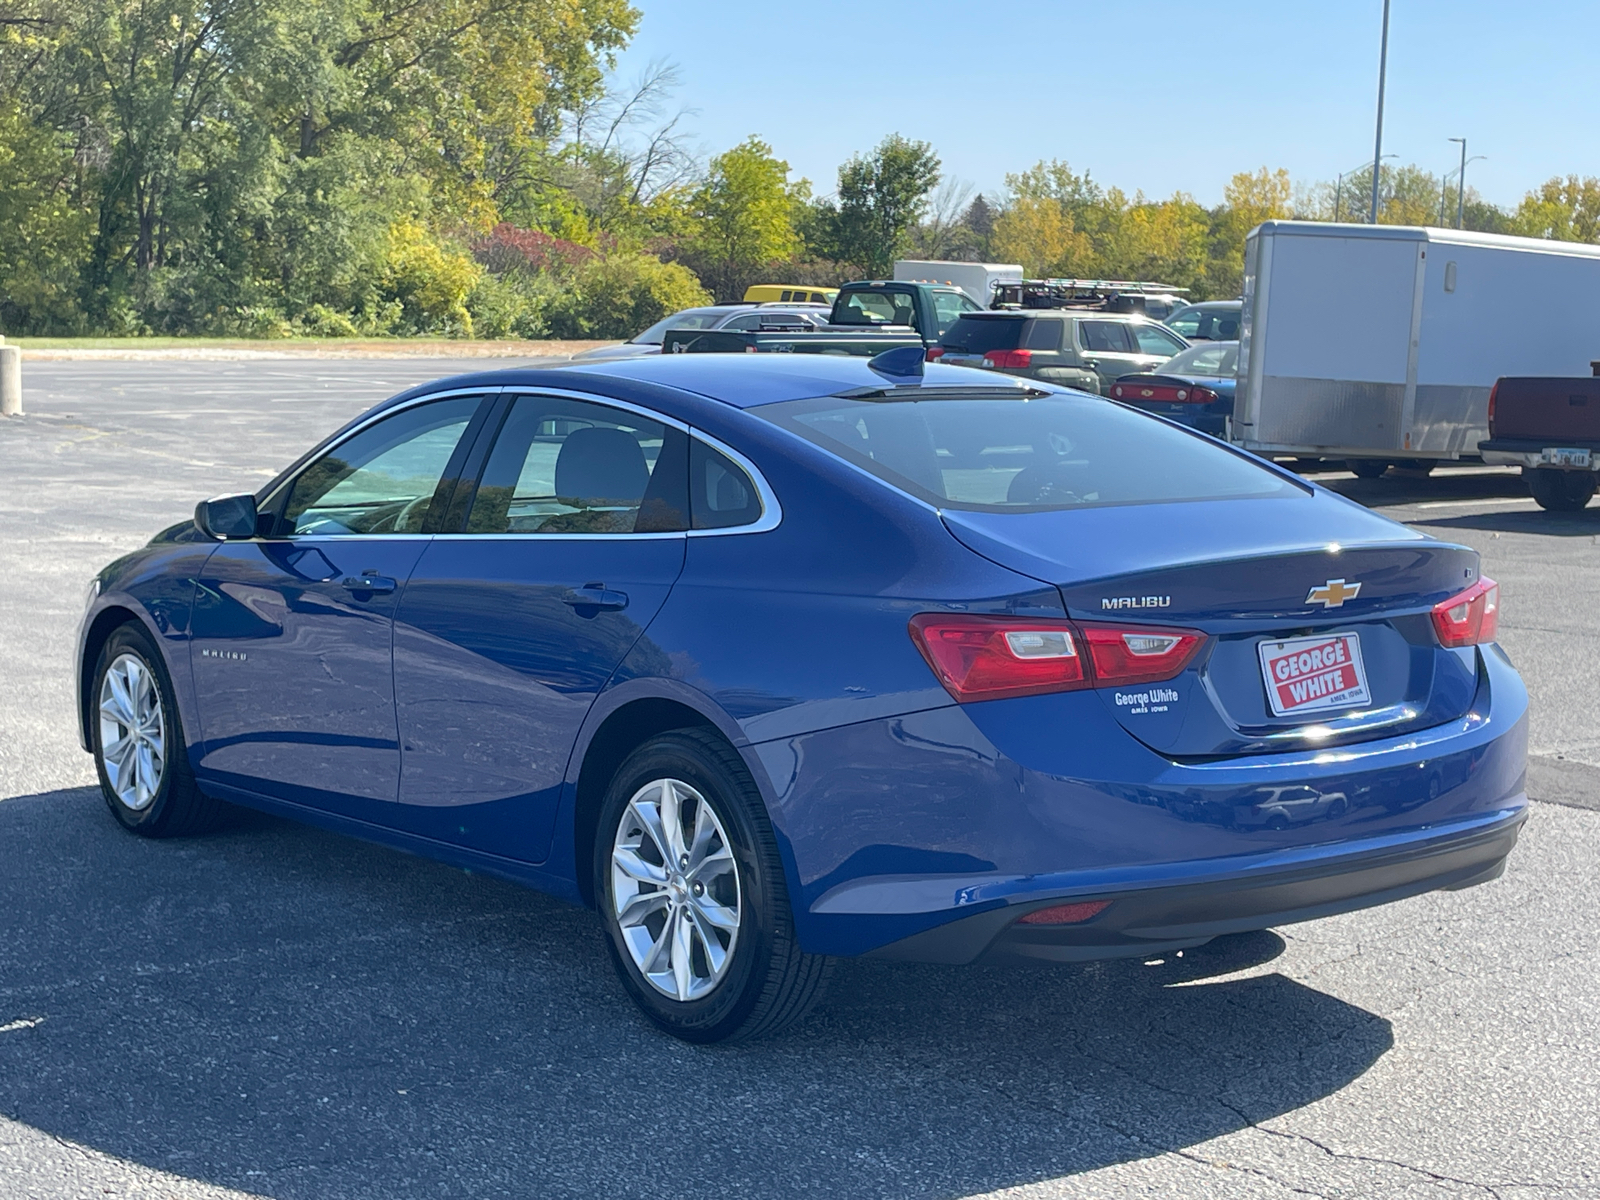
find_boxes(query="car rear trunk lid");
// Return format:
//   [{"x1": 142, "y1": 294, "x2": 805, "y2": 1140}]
[{"x1": 942, "y1": 497, "x2": 1483, "y2": 757}]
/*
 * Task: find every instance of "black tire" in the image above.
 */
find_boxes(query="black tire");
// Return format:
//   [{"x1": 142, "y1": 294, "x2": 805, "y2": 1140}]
[
  {"x1": 92, "y1": 622, "x2": 227, "y2": 837},
  {"x1": 1525, "y1": 467, "x2": 1596, "y2": 512},
  {"x1": 1347, "y1": 459, "x2": 1390, "y2": 479},
  {"x1": 594, "y1": 729, "x2": 831, "y2": 1043},
  {"x1": 1394, "y1": 458, "x2": 1436, "y2": 475}
]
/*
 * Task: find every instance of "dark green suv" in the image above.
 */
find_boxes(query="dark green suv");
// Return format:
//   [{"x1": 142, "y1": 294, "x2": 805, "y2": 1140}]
[{"x1": 930, "y1": 310, "x2": 1189, "y2": 393}]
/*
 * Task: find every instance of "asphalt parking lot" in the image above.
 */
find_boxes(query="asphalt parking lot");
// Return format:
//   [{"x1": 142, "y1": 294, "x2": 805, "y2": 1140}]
[{"x1": 2, "y1": 360, "x2": 1597, "y2": 1200}]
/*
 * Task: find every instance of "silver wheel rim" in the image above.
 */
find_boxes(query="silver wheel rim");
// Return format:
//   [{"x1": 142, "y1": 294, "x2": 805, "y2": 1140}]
[
  {"x1": 98, "y1": 652, "x2": 166, "y2": 811},
  {"x1": 611, "y1": 777, "x2": 742, "y2": 1002}
]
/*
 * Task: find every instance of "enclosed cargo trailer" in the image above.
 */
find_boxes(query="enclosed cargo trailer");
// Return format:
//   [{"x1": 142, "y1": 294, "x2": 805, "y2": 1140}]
[
  {"x1": 1235, "y1": 222, "x2": 1600, "y2": 466},
  {"x1": 893, "y1": 260, "x2": 1022, "y2": 307}
]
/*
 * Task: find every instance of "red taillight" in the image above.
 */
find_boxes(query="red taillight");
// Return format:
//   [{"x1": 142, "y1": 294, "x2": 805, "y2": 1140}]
[
  {"x1": 926, "y1": 346, "x2": 945, "y2": 361},
  {"x1": 1017, "y1": 900, "x2": 1110, "y2": 926},
  {"x1": 908, "y1": 614, "x2": 1206, "y2": 702},
  {"x1": 983, "y1": 348, "x2": 1033, "y2": 369},
  {"x1": 1112, "y1": 384, "x2": 1124, "y2": 397},
  {"x1": 1431, "y1": 577, "x2": 1499, "y2": 647},
  {"x1": 1486, "y1": 379, "x2": 1500, "y2": 434},
  {"x1": 1189, "y1": 385, "x2": 1220, "y2": 404},
  {"x1": 1079, "y1": 624, "x2": 1207, "y2": 686},
  {"x1": 908, "y1": 614, "x2": 1086, "y2": 702}
]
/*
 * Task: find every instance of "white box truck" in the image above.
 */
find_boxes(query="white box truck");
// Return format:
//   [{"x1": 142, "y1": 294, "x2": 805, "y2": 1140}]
[
  {"x1": 1235, "y1": 222, "x2": 1600, "y2": 471},
  {"x1": 893, "y1": 260, "x2": 1022, "y2": 308}
]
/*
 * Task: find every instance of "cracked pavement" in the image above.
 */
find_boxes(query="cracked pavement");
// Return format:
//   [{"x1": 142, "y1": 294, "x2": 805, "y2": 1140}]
[{"x1": 0, "y1": 363, "x2": 1596, "y2": 1199}]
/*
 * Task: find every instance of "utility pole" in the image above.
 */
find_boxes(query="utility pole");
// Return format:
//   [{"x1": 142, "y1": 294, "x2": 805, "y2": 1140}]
[
  {"x1": 1448, "y1": 137, "x2": 1467, "y2": 228},
  {"x1": 1370, "y1": 0, "x2": 1392, "y2": 224}
]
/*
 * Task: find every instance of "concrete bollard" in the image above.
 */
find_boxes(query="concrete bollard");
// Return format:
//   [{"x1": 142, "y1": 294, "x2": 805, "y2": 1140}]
[{"x1": 0, "y1": 345, "x2": 19, "y2": 416}]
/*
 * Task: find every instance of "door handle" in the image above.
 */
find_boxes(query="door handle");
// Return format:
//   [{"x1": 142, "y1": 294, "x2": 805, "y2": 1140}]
[
  {"x1": 341, "y1": 573, "x2": 397, "y2": 594},
  {"x1": 563, "y1": 584, "x2": 628, "y2": 612}
]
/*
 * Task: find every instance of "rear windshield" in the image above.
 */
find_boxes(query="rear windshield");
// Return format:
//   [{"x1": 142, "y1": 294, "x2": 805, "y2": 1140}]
[
  {"x1": 938, "y1": 315, "x2": 1028, "y2": 354},
  {"x1": 755, "y1": 392, "x2": 1299, "y2": 511}
]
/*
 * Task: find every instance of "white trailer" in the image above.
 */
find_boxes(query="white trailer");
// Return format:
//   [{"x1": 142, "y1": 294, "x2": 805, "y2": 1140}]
[
  {"x1": 893, "y1": 260, "x2": 1022, "y2": 307},
  {"x1": 1235, "y1": 222, "x2": 1600, "y2": 464}
]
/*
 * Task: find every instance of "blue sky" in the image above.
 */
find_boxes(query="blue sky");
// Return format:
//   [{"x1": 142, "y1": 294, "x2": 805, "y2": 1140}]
[{"x1": 613, "y1": 0, "x2": 1598, "y2": 209}]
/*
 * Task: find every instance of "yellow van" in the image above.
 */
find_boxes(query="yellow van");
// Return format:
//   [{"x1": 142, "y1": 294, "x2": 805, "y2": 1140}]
[{"x1": 743, "y1": 284, "x2": 838, "y2": 305}]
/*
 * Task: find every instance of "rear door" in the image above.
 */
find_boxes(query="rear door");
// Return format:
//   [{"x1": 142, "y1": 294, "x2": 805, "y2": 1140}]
[{"x1": 390, "y1": 393, "x2": 690, "y2": 863}]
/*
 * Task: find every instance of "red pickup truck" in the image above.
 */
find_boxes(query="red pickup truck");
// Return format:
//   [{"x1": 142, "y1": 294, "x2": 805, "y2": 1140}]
[{"x1": 1479, "y1": 372, "x2": 1600, "y2": 511}]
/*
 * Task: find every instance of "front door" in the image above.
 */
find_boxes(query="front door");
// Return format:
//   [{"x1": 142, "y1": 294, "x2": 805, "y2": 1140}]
[
  {"x1": 191, "y1": 392, "x2": 489, "y2": 818},
  {"x1": 1077, "y1": 319, "x2": 1149, "y2": 389},
  {"x1": 391, "y1": 393, "x2": 690, "y2": 862}
]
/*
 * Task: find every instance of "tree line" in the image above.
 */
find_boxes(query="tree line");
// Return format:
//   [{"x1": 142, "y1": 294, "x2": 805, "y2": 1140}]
[{"x1": 2, "y1": 0, "x2": 1597, "y2": 340}]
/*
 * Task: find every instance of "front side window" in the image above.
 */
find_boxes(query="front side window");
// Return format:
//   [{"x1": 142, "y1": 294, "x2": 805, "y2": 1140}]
[
  {"x1": 466, "y1": 396, "x2": 688, "y2": 535},
  {"x1": 1132, "y1": 323, "x2": 1187, "y2": 357},
  {"x1": 755, "y1": 393, "x2": 1298, "y2": 512},
  {"x1": 1079, "y1": 321, "x2": 1137, "y2": 353},
  {"x1": 282, "y1": 395, "x2": 482, "y2": 536}
]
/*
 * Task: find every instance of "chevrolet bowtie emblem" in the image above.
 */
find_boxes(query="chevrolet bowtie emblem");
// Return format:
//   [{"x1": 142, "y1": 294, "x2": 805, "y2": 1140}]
[{"x1": 1307, "y1": 578, "x2": 1362, "y2": 608}]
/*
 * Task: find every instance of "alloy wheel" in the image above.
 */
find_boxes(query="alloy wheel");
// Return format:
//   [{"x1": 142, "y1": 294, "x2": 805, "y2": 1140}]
[
  {"x1": 610, "y1": 777, "x2": 742, "y2": 1002},
  {"x1": 98, "y1": 652, "x2": 166, "y2": 811}
]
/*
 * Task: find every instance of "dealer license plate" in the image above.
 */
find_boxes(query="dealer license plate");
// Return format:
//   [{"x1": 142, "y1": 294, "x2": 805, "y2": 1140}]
[
  {"x1": 1258, "y1": 632, "x2": 1371, "y2": 718},
  {"x1": 1541, "y1": 447, "x2": 1592, "y2": 468}
]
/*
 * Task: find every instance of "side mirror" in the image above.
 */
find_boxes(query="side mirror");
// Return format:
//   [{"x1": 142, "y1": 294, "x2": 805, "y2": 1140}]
[{"x1": 195, "y1": 493, "x2": 259, "y2": 539}]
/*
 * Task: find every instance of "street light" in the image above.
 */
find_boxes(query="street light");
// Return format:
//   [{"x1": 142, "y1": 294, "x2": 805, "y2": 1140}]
[
  {"x1": 1336, "y1": 155, "x2": 1396, "y2": 223},
  {"x1": 1370, "y1": 0, "x2": 1392, "y2": 224},
  {"x1": 1446, "y1": 138, "x2": 1486, "y2": 229}
]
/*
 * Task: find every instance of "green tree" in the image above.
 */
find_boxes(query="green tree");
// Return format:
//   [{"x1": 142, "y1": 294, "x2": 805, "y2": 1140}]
[
  {"x1": 684, "y1": 137, "x2": 800, "y2": 301},
  {"x1": 1510, "y1": 176, "x2": 1600, "y2": 242},
  {"x1": 819, "y1": 134, "x2": 941, "y2": 277}
]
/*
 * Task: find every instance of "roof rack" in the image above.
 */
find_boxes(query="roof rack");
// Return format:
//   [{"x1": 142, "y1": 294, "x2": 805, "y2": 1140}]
[{"x1": 992, "y1": 278, "x2": 1190, "y2": 312}]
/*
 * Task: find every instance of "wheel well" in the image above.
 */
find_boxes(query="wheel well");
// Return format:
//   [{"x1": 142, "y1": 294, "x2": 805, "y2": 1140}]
[
  {"x1": 79, "y1": 607, "x2": 143, "y2": 739},
  {"x1": 573, "y1": 698, "x2": 716, "y2": 907}
]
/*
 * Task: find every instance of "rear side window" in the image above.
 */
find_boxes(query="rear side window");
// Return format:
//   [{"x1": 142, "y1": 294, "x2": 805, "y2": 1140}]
[
  {"x1": 466, "y1": 396, "x2": 688, "y2": 534},
  {"x1": 1024, "y1": 319, "x2": 1063, "y2": 350},
  {"x1": 1079, "y1": 321, "x2": 1137, "y2": 353},
  {"x1": 833, "y1": 289, "x2": 917, "y2": 328},
  {"x1": 939, "y1": 316, "x2": 1027, "y2": 353},
  {"x1": 690, "y1": 440, "x2": 764, "y2": 529},
  {"x1": 755, "y1": 393, "x2": 1297, "y2": 512}
]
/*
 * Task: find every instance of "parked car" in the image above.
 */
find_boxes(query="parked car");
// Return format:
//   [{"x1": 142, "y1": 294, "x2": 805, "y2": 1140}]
[
  {"x1": 743, "y1": 285, "x2": 838, "y2": 305},
  {"x1": 930, "y1": 309, "x2": 1190, "y2": 392},
  {"x1": 80, "y1": 353, "x2": 1527, "y2": 1044},
  {"x1": 571, "y1": 303, "x2": 831, "y2": 363},
  {"x1": 1479, "y1": 373, "x2": 1600, "y2": 510},
  {"x1": 661, "y1": 280, "x2": 985, "y2": 357},
  {"x1": 1163, "y1": 300, "x2": 1242, "y2": 342},
  {"x1": 1109, "y1": 341, "x2": 1239, "y2": 436}
]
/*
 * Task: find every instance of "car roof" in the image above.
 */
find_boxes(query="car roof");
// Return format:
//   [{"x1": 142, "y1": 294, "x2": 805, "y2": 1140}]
[
  {"x1": 954, "y1": 310, "x2": 1159, "y2": 322},
  {"x1": 1176, "y1": 300, "x2": 1242, "y2": 310},
  {"x1": 412, "y1": 353, "x2": 1041, "y2": 411}
]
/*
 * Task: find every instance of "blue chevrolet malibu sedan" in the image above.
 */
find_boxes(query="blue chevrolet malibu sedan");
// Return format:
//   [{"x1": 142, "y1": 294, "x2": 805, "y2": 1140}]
[{"x1": 77, "y1": 353, "x2": 1528, "y2": 1042}]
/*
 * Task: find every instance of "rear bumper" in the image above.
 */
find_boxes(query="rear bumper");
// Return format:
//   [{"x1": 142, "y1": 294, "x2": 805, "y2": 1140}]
[
  {"x1": 867, "y1": 804, "x2": 1525, "y2": 965},
  {"x1": 1479, "y1": 438, "x2": 1600, "y2": 470}
]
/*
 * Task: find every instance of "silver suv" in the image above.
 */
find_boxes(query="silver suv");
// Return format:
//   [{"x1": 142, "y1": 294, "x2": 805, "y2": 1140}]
[{"x1": 932, "y1": 311, "x2": 1190, "y2": 393}]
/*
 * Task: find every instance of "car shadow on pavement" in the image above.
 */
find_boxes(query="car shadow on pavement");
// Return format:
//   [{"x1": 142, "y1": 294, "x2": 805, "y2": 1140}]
[
  {"x1": 1409, "y1": 507, "x2": 1600, "y2": 536},
  {"x1": 0, "y1": 787, "x2": 1393, "y2": 1199}
]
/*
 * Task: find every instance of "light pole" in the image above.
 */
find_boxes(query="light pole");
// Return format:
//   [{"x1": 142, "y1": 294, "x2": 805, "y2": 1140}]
[
  {"x1": 1336, "y1": 155, "x2": 1395, "y2": 223},
  {"x1": 1446, "y1": 139, "x2": 1485, "y2": 229},
  {"x1": 1370, "y1": 0, "x2": 1392, "y2": 224}
]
